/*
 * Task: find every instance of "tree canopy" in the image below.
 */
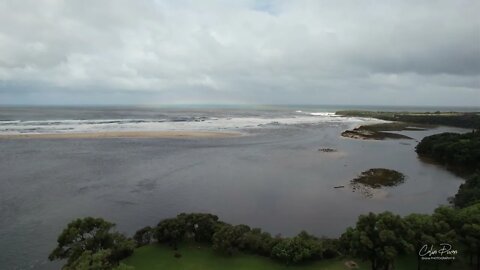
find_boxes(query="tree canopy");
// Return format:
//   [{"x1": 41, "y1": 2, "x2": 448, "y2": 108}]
[
  {"x1": 416, "y1": 130, "x2": 480, "y2": 171},
  {"x1": 49, "y1": 217, "x2": 135, "y2": 269},
  {"x1": 212, "y1": 224, "x2": 251, "y2": 255},
  {"x1": 453, "y1": 174, "x2": 480, "y2": 208},
  {"x1": 340, "y1": 212, "x2": 414, "y2": 270},
  {"x1": 270, "y1": 231, "x2": 323, "y2": 264}
]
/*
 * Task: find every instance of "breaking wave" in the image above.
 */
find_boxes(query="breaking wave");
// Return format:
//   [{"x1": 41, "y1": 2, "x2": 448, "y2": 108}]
[{"x1": 0, "y1": 111, "x2": 372, "y2": 135}]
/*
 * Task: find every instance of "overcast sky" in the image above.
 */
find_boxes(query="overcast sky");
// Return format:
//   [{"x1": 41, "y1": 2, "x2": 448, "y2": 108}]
[{"x1": 0, "y1": 0, "x2": 479, "y2": 106}]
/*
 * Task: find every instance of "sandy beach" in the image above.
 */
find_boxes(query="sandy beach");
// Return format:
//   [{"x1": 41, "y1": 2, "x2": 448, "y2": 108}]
[{"x1": 0, "y1": 130, "x2": 243, "y2": 139}]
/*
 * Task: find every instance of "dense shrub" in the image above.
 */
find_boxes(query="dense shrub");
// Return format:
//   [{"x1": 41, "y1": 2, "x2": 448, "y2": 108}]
[
  {"x1": 133, "y1": 226, "x2": 153, "y2": 247},
  {"x1": 340, "y1": 212, "x2": 414, "y2": 270},
  {"x1": 416, "y1": 130, "x2": 480, "y2": 170},
  {"x1": 53, "y1": 201, "x2": 480, "y2": 269},
  {"x1": 239, "y1": 228, "x2": 281, "y2": 256},
  {"x1": 155, "y1": 217, "x2": 187, "y2": 249},
  {"x1": 49, "y1": 217, "x2": 135, "y2": 269},
  {"x1": 270, "y1": 231, "x2": 323, "y2": 264},
  {"x1": 212, "y1": 224, "x2": 251, "y2": 255},
  {"x1": 453, "y1": 174, "x2": 480, "y2": 208},
  {"x1": 179, "y1": 213, "x2": 220, "y2": 242},
  {"x1": 336, "y1": 111, "x2": 480, "y2": 129}
]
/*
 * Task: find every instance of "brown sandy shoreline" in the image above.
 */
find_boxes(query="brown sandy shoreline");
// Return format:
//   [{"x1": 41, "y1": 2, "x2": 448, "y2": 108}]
[{"x1": 0, "y1": 130, "x2": 243, "y2": 139}]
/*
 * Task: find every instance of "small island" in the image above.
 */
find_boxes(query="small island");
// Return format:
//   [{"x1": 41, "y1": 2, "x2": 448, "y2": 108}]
[
  {"x1": 351, "y1": 168, "x2": 406, "y2": 188},
  {"x1": 350, "y1": 168, "x2": 406, "y2": 198}
]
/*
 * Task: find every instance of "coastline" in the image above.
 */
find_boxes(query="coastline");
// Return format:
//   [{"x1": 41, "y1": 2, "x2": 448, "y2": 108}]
[{"x1": 0, "y1": 130, "x2": 243, "y2": 139}]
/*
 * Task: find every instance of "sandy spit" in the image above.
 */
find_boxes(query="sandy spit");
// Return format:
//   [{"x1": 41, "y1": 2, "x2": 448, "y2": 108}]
[{"x1": 0, "y1": 130, "x2": 244, "y2": 139}]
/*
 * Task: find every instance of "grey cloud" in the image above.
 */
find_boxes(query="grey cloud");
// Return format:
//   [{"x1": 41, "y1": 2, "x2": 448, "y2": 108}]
[{"x1": 0, "y1": 0, "x2": 478, "y2": 106}]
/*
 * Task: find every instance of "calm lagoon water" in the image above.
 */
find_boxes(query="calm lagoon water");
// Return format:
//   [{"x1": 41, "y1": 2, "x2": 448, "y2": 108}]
[{"x1": 0, "y1": 106, "x2": 468, "y2": 269}]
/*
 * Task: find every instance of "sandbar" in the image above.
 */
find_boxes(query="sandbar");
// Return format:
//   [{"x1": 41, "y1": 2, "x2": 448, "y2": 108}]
[{"x1": 0, "y1": 130, "x2": 243, "y2": 139}]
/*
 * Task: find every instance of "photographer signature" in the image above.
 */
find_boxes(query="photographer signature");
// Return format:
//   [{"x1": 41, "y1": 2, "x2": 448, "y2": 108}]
[{"x1": 419, "y1": 243, "x2": 458, "y2": 257}]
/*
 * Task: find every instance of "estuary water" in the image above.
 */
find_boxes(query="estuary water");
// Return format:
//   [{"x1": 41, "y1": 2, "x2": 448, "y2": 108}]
[{"x1": 0, "y1": 106, "x2": 469, "y2": 269}]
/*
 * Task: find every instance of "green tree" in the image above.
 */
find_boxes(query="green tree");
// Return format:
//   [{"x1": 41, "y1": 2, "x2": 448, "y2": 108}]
[
  {"x1": 155, "y1": 218, "x2": 187, "y2": 249},
  {"x1": 456, "y1": 203, "x2": 480, "y2": 269},
  {"x1": 133, "y1": 226, "x2": 153, "y2": 247},
  {"x1": 239, "y1": 228, "x2": 280, "y2": 256},
  {"x1": 108, "y1": 233, "x2": 136, "y2": 263},
  {"x1": 405, "y1": 213, "x2": 456, "y2": 270},
  {"x1": 320, "y1": 238, "x2": 341, "y2": 259},
  {"x1": 49, "y1": 217, "x2": 135, "y2": 268},
  {"x1": 453, "y1": 174, "x2": 480, "y2": 208},
  {"x1": 416, "y1": 130, "x2": 480, "y2": 171},
  {"x1": 64, "y1": 249, "x2": 134, "y2": 270},
  {"x1": 270, "y1": 231, "x2": 323, "y2": 264},
  {"x1": 212, "y1": 224, "x2": 250, "y2": 255},
  {"x1": 179, "y1": 213, "x2": 220, "y2": 242},
  {"x1": 341, "y1": 212, "x2": 414, "y2": 270},
  {"x1": 432, "y1": 205, "x2": 457, "y2": 227}
]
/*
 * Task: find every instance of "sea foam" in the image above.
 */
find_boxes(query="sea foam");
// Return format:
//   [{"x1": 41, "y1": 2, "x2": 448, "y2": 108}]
[{"x1": 0, "y1": 112, "x2": 370, "y2": 135}]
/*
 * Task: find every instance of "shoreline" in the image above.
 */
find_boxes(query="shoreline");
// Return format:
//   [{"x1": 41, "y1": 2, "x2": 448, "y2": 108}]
[
  {"x1": 340, "y1": 122, "x2": 424, "y2": 140},
  {"x1": 0, "y1": 130, "x2": 243, "y2": 139}
]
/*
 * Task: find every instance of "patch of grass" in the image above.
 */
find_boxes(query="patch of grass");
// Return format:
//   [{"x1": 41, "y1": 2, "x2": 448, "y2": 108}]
[
  {"x1": 123, "y1": 243, "x2": 367, "y2": 270},
  {"x1": 123, "y1": 243, "x2": 470, "y2": 270}
]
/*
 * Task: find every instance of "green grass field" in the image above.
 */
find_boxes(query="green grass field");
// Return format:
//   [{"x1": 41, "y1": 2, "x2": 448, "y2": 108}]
[
  {"x1": 123, "y1": 243, "x2": 470, "y2": 270},
  {"x1": 123, "y1": 243, "x2": 365, "y2": 270}
]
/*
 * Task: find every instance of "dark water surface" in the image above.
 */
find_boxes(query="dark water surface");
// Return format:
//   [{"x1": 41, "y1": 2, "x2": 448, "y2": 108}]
[{"x1": 0, "y1": 106, "x2": 469, "y2": 269}]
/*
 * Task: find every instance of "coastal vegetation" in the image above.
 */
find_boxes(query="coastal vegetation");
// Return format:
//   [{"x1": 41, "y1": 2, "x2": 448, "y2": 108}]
[
  {"x1": 415, "y1": 129, "x2": 480, "y2": 209},
  {"x1": 48, "y1": 217, "x2": 135, "y2": 270},
  {"x1": 413, "y1": 128, "x2": 480, "y2": 267},
  {"x1": 50, "y1": 202, "x2": 479, "y2": 270},
  {"x1": 415, "y1": 130, "x2": 480, "y2": 172},
  {"x1": 336, "y1": 111, "x2": 480, "y2": 129},
  {"x1": 341, "y1": 212, "x2": 414, "y2": 270},
  {"x1": 453, "y1": 174, "x2": 480, "y2": 208}
]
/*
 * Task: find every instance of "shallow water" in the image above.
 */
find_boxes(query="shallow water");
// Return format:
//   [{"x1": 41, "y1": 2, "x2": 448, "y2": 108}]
[{"x1": 0, "y1": 107, "x2": 468, "y2": 269}]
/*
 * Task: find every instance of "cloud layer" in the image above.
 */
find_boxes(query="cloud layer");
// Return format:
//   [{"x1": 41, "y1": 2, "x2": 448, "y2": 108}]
[{"x1": 0, "y1": 0, "x2": 479, "y2": 105}]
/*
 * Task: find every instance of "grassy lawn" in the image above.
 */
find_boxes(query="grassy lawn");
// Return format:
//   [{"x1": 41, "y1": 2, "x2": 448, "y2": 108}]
[
  {"x1": 123, "y1": 243, "x2": 367, "y2": 270},
  {"x1": 122, "y1": 243, "x2": 470, "y2": 270}
]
